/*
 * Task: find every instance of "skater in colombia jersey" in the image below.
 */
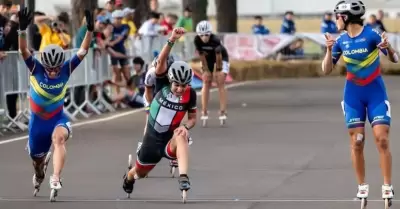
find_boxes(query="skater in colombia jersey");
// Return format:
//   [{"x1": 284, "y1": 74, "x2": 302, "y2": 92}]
[
  {"x1": 18, "y1": 8, "x2": 95, "y2": 200},
  {"x1": 322, "y1": 0, "x2": 399, "y2": 206}
]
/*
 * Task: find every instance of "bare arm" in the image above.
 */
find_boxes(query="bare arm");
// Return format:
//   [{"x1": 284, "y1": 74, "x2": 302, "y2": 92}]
[
  {"x1": 321, "y1": 49, "x2": 334, "y2": 75},
  {"x1": 18, "y1": 30, "x2": 31, "y2": 60},
  {"x1": 155, "y1": 27, "x2": 185, "y2": 75},
  {"x1": 386, "y1": 45, "x2": 399, "y2": 63},
  {"x1": 144, "y1": 86, "x2": 154, "y2": 104},
  {"x1": 77, "y1": 30, "x2": 93, "y2": 60},
  {"x1": 185, "y1": 112, "x2": 197, "y2": 130},
  {"x1": 199, "y1": 54, "x2": 209, "y2": 72}
]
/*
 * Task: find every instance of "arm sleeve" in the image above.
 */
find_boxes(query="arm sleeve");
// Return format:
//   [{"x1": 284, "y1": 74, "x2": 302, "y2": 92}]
[
  {"x1": 188, "y1": 88, "x2": 197, "y2": 113},
  {"x1": 65, "y1": 55, "x2": 83, "y2": 76},
  {"x1": 331, "y1": 38, "x2": 342, "y2": 65},
  {"x1": 194, "y1": 36, "x2": 202, "y2": 52},
  {"x1": 24, "y1": 56, "x2": 40, "y2": 74},
  {"x1": 144, "y1": 69, "x2": 156, "y2": 87}
]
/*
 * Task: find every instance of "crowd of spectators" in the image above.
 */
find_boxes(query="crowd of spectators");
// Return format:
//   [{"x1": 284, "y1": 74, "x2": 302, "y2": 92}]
[{"x1": 252, "y1": 9, "x2": 388, "y2": 60}]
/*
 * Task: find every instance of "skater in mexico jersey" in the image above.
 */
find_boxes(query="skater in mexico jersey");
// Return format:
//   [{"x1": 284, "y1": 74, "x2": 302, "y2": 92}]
[
  {"x1": 18, "y1": 8, "x2": 95, "y2": 201},
  {"x1": 322, "y1": 0, "x2": 399, "y2": 207},
  {"x1": 122, "y1": 28, "x2": 196, "y2": 202}
]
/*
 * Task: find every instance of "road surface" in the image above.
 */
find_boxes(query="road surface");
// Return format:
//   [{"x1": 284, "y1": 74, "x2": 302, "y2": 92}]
[{"x1": 1, "y1": 77, "x2": 400, "y2": 209}]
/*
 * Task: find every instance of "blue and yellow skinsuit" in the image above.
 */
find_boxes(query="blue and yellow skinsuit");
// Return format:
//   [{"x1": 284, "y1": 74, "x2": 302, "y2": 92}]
[
  {"x1": 332, "y1": 26, "x2": 390, "y2": 128},
  {"x1": 25, "y1": 55, "x2": 82, "y2": 158}
]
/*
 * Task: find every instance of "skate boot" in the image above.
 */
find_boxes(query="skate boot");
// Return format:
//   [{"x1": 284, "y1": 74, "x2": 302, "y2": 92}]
[
  {"x1": 219, "y1": 111, "x2": 227, "y2": 126},
  {"x1": 49, "y1": 175, "x2": 62, "y2": 202},
  {"x1": 201, "y1": 111, "x2": 208, "y2": 127},
  {"x1": 382, "y1": 184, "x2": 394, "y2": 209},
  {"x1": 122, "y1": 173, "x2": 135, "y2": 198},
  {"x1": 32, "y1": 173, "x2": 45, "y2": 196},
  {"x1": 169, "y1": 159, "x2": 179, "y2": 178},
  {"x1": 178, "y1": 174, "x2": 191, "y2": 203},
  {"x1": 357, "y1": 183, "x2": 369, "y2": 209},
  {"x1": 33, "y1": 152, "x2": 52, "y2": 196}
]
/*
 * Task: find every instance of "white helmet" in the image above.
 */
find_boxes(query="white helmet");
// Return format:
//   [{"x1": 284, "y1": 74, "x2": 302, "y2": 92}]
[
  {"x1": 40, "y1": 44, "x2": 65, "y2": 68},
  {"x1": 168, "y1": 61, "x2": 193, "y2": 85},
  {"x1": 196, "y1": 20, "x2": 212, "y2": 35}
]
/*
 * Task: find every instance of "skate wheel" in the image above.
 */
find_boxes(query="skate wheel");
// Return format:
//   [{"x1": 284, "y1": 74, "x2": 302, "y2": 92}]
[
  {"x1": 128, "y1": 154, "x2": 133, "y2": 169},
  {"x1": 182, "y1": 190, "x2": 187, "y2": 203},
  {"x1": 360, "y1": 198, "x2": 367, "y2": 209},
  {"x1": 127, "y1": 193, "x2": 131, "y2": 198},
  {"x1": 220, "y1": 119, "x2": 225, "y2": 126},
  {"x1": 170, "y1": 166, "x2": 175, "y2": 178},
  {"x1": 202, "y1": 119, "x2": 207, "y2": 127},
  {"x1": 50, "y1": 189, "x2": 57, "y2": 202},
  {"x1": 33, "y1": 188, "x2": 39, "y2": 197},
  {"x1": 384, "y1": 198, "x2": 390, "y2": 209}
]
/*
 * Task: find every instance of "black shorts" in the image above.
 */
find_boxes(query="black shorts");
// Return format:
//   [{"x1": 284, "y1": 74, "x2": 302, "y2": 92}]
[
  {"x1": 136, "y1": 131, "x2": 175, "y2": 169},
  {"x1": 111, "y1": 57, "x2": 129, "y2": 67}
]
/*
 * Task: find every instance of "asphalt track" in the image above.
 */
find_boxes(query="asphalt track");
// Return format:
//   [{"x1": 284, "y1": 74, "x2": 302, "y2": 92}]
[{"x1": 1, "y1": 77, "x2": 400, "y2": 209}]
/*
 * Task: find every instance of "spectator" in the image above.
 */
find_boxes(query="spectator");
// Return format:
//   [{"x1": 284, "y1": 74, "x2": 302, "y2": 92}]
[
  {"x1": 280, "y1": 11, "x2": 296, "y2": 34},
  {"x1": 104, "y1": 0, "x2": 115, "y2": 21},
  {"x1": 0, "y1": 0, "x2": 11, "y2": 56},
  {"x1": 321, "y1": 12, "x2": 337, "y2": 34},
  {"x1": 138, "y1": 12, "x2": 161, "y2": 36},
  {"x1": 0, "y1": 0, "x2": 11, "y2": 17},
  {"x1": 95, "y1": 7, "x2": 106, "y2": 18},
  {"x1": 176, "y1": 6, "x2": 192, "y2": 32},
  {"x1": 3, "y1": 13, "x2": 18, "y2": 51},
  {"x1": 252, "y1": 15, "x2": 270, "y2": 35},
  {"x1": 366, "y1": 14, "x2": 380, "y2": 31},
  {"x1": 122, "y1": 7, "x2": 137, "y2": 37},
  {"x1": 34, "y1": 14, "x2": 71, "y2": 50},
  {"x1": 132, "y1": 56, "x2": 146, "y2": 95},
  {"x1": 277, "y1": 38, "x2": 304, "y2": 61},
  {"x1": 150, "y1": 0, "x2": 159, "y2": 12},
  {"x1": 107, "y1": 10, "x2": 131, "y2": 102},
  {"x1": 160, "y1": 13, "x2": 178, "y2": 35},
  {"x1": 376, "y1": 10, "x2": 387, "y2": 32},
  {"x1": 76, "y1": 15, "x2": 110, "y2": 48},
  {"x1": 115, "y1": 0, "x2": 124, "y2": 10},
  {"x1": 31, "y1": 11, "x2": 45, "y2": 51}
]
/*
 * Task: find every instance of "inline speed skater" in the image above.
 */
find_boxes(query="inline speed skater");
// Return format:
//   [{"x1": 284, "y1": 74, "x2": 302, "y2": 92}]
[
  {"x1": 143, "y1": 55, "x2": 185, "y2": 177},
  {"x1": 322, "y1": 0, "x2": 398, "y2": 208},
  {"x1": 122, "y1": 28, "x2": 196, "y2": 203},
  {"x1": 18, "y1": 8, "x2": 94, "y2": 202},
  {"x1": 194, "y1": 20, "x2": 230, "y2": 127}
]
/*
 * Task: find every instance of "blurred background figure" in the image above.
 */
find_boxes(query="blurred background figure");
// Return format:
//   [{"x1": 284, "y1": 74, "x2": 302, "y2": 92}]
[
  {"x1": 252, "y1": 15, "x2": 270, "y2": 35},
  {"x1": 34, "y1": 12, "x2": 71, "y2": 50},
  {"x1": 176, "y1": 6, "x2": 192, "y2": 32},
  {"x1": 280, "y1": 11, "x2": 296, "y2": 34},
  {"x1": 321, "y1": 12, "x2": 337, "y2": 34}
]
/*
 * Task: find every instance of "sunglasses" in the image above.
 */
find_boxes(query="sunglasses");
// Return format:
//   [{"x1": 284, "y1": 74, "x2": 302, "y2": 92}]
[
  {"x1": 335, "y1": 14, "x2": 348, "y2": 21},
  {"x1": 199, "y1": 34, "x2": 210, "y2": 37},
  {"x1": 45, "y1": 67, "x2": 61, "y2": 72}
]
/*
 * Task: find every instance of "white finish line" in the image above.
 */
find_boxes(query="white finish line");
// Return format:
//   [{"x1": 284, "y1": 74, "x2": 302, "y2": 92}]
[{"x1": 0, "y1": 198, "x2": 397, "y2": 202}]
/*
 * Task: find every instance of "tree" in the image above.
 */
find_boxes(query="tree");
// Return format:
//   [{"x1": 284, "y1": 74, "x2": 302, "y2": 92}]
[
  {"x1": 123, "y1": 0, "x2": 150, "y2": 28},
  {"x1": 186, "y1": 0, "x2": 208, "y2": 32},
  {"x1": 215, "y1": 0, "x2": 237, "y2": 32},
  {"x1": 71, "y1": 0, "x2": 98, "y2": 32}
]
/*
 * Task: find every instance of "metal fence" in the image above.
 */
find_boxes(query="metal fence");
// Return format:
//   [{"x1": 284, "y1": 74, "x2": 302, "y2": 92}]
[{"x1": 1, "y1": 32, "x2": 400, "y2": 136}]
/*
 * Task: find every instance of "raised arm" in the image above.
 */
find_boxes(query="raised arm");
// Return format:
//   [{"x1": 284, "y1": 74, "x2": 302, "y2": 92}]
[
  {"x1": 77, "y1": 10, "x2": 94, "y2": 60},
  {"x1": 155, "y1": 27, "x2": 185, "y2": 75},
  {"x1": 18, "y1": 7, "x2": 33, "y2": 61}
]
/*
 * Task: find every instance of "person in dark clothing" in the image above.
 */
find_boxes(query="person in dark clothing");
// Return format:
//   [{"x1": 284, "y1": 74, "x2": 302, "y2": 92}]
[{"x1": 376, "y1": 10, "x2": 387, "y2": 32}]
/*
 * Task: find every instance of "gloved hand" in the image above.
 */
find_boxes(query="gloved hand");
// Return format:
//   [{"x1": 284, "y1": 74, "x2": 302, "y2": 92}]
[
  {"x1": 18, "y1": 7, "x2": 33, "y2": 31},
  {"x1": 85, "y1": 9, "x2": 94, "y2": 32}
]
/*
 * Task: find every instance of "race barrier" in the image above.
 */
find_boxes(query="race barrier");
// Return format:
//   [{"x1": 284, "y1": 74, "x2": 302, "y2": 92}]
[{"x1": 1, "y1": 32, "x2": 400, "y2": 135}]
